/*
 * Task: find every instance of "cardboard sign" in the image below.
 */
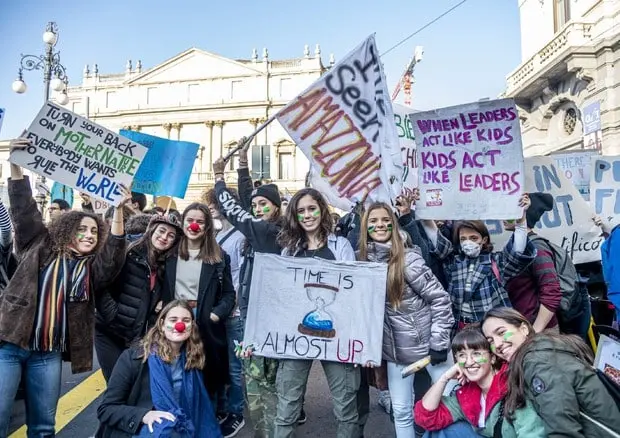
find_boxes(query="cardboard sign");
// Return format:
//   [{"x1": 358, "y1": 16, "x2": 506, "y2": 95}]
[
  {"x1": 411, "y1": 98, "x2": 524, "y2": 220},
  {"x1": 594, "y1": 335, "x2": 620, "y2": 387},
  {"x1": 552, "y1": 151, "x2": 597, "y2": 201},
  {"x1": 276, "y1": 34, "x2": 402, "y2": 210},
  {"x1": 394, "y1": 103, "x2": 418, "y2": 199},
  {"x1": 10, "y1": 103, "x2": 147, "y2": 206},
  {"x1": 243, "y1": 253, "x2": 387, "y2": 365}
]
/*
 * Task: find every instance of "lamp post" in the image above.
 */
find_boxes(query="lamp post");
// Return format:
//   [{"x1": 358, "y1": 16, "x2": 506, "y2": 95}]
[{"x1": 12, "y1": 21, "x2": 70, "y2": 213}]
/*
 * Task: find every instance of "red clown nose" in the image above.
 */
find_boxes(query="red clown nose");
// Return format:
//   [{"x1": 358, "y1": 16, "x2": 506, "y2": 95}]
[
  {"x1": 188, "y1": 223, "x2": 200, "y2": 232},
  {"x1": 174, "y1": 322, "x2": 186, "y2": 333}
]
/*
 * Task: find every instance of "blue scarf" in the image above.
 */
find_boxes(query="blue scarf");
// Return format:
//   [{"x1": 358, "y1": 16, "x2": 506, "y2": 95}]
[{"x1": 137, "y1": 351, "x2": 222, "y2": 438}]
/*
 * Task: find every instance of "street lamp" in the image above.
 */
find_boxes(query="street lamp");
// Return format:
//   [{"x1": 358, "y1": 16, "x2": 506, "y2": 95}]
[{"x1": 13, "y1": 21, "x2": 70, "y2": 213}]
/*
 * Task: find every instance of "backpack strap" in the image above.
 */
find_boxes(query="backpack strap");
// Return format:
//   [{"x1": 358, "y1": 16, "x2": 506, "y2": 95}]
[
  {"x1": 493, "y1": 399, "x2": 506, "y2": 438},
  {"x1": 217, "y1": 229, "x2": 234, "y2": 247}
]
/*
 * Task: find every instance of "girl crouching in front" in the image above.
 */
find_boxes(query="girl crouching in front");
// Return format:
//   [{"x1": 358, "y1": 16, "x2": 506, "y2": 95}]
[{"x1": 97, "y1": 300, "x2": 222, "y2": 437}]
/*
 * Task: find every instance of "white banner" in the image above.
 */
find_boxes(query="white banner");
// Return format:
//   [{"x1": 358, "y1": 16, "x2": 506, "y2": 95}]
[
  {"x1": 276, "y1": 34, "x2": 402, "y2": 210},
  {"x1": 411, "y1": 98, "x2": 524, "y2": 220},
  {"x1": 10, "y1": 103, "x2": 148, "y2": 206},
  {"x1": 243, "y1": 253, "x2": 387, "y2": 365},
  {"x1": 393, "y1": 103, "x2": 418, "y2": 199},
  {"x1": 591, "y1": 156, "x2": 620, "y2": 227},
  {"x1": 525, "y1": 156, "x2": 602, "y2": 263}
]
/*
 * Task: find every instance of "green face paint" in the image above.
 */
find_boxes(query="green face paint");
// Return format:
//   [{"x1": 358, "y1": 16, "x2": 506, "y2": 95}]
[
  {"x1": 312, "y1": 210, "x2": 320, "y2": 217},
  {"x1": 458, "y1": 361, "x2": 466, "y2": 367},
  {"x1": 475, "y1": 357, "x2": 489, "y2": 364},
  {"x1": 490, "y1": 344, "x2": 497, "y2": 352},
  {"x1": 368, "y1": 225, "x2": 376, "y2": 233},
  {"x1": 387, "y1": 223, "x2": 393, "y2": 231},
  {"x1": 503, "y1": 331, "x2": 515, "y2": 341},
  {"x1": 297, "y1": 214, "x2": 304, "y2": 221},
  {"x1": 77, "y1": 233, "x2": 85, "y2": 240},
  {"x1": 262, "y1": 206, "x2": 271, "y2": 213}
]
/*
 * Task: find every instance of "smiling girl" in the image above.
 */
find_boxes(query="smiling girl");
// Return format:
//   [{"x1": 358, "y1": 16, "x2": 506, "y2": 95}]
[
  {"x1": 481, "y1": 307, "x2": 620, "y2": 437},
  {"x1": 414, "y1": 327, "x2": 546, "y2": 437},
  {"x1": 358, "y1": 202, "x2": 454, "y2": 438},
  {"x1": 0, "y1": 138, "x2": 129, "y2": 437},
  {"x1": 97, "y1": 300, "x2": 222, "y2": 437},
  {"x1": 275, "y1": 188, "x2": 359, "y2": 437}
]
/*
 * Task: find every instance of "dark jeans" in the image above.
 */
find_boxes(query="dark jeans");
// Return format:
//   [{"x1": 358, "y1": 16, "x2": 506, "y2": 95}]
[{"x1": 95, "y1": 329, "x2": 127, "y2": 382}]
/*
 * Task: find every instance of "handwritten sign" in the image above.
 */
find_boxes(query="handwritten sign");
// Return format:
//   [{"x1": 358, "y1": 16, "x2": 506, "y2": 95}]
[
  {"x1": 552, "y1": 151, "x2": 596, "y2": 201},
  {"x1": 594, "y1": 335, "x2": 620, "y2": 387},
  {"x1": 411, "y1": 98, "x2": 524, "y2": 220},
  {"x1": 0, "y1": 108, "x2": 5, "y2": 135},
  {"x1": 9, "y1": 103, "x2": 147, "y2": 206},
  {"x1": 120, "y1": 130, "x2": 199, "y2": 198},
  {"x1": 394, "y1": 103, "x2": 418, "y2": 199},
  {"x1": 92, "y1": 199, "x2": 111, "y2": 215},
  {"x1": 244, "y1": 253, "x2": 387, "y2": 365},
  {"x1": 591, "y1": 156, "x2": 620, "y2": 226},
  {"x1": 276, "y1": 34, "x2": 402, "y2": 211},
  {"x1": 526, "y1": 156, "x2": 602, "y2": 263}
]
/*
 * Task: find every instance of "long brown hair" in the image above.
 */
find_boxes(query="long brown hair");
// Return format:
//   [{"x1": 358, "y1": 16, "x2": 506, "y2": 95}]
[
  {"x1": 481, "y1": 307, "x2": 593, "y2": 417},
  {"x1": 453, "y1": 220, "x2": 494, "y2": 253},
  {"x1": 179, "y1": 203, "x2": 222, "y2": 264},
  {"x1": 277, "y1": 188, "x2": 333, "y2": 253},
  {"x1": 358, "y1": 203, "x2": 405, "y2": 308},
  {"x1": 140, "y1": 300, "x2": 205, "y2": 370},
  {"x1": 127, "y1": 221, "x2": 179, "y2": 268}
]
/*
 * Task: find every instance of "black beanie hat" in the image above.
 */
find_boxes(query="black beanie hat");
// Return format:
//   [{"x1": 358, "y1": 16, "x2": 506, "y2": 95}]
[
  {"x1": 251, "y1": 183, "x2": 281, "y2": 207},
  {"x1": 526, "y1": 192, "x2": 554, "y2": 228}
]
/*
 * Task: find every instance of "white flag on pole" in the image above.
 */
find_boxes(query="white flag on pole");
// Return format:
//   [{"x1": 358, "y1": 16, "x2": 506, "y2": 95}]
[{"x1": 276, "y1": 34, "x2": 402, "y2": 210}]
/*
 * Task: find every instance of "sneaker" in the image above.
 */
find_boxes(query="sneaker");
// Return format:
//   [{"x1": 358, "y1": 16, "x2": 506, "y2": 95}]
[
  {"x1": 377, "y1": 390, "x2": 392, "y2": 415},
  {"x1": 298, "y1": 408, "x2": 307, "y2": 425},
  {"x1": 221, "y1": 414, "x2": 245, "y2": 438},
  {"x1": 216, "y1": 412, "x2": 229, "y2": 424}
]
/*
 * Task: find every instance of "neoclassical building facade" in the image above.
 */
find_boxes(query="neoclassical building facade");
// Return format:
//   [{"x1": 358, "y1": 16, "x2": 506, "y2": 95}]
[
  {"x1": 505, "y1": 0, "x2": 620, "y2": 156},
  {"x1": 64, "y1": 44, "x2": 332, "y2": 205}
]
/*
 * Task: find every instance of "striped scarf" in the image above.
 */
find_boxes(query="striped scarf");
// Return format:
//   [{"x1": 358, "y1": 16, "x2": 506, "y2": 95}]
[{"x1": 31, "y1": 255, "x2": 91, "y2": 352}]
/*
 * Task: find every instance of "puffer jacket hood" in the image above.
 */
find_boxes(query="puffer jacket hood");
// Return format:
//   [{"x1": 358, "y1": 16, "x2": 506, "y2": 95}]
[{"x1": 362, "y1": 241, "x2": 454, "y2": 365}]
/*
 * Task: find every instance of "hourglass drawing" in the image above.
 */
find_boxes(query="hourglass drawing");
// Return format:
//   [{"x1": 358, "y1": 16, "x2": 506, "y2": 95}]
[{"x1": 298, "y1": 283, "x2": 338, "y2": 338}]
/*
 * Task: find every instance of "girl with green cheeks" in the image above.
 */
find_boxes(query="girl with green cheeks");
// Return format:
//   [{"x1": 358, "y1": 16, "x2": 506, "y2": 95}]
[
  {"x1": 482, "y1": 307, "x2": 620, "y2": 437},
  {"x1": 414, "y1": 327, "x2": 546, "y2": 437}
]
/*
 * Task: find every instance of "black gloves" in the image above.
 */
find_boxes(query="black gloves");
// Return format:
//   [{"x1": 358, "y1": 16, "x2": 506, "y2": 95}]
[{"x1": 429, "y1": 349, "x2": 448, "y2": 365}]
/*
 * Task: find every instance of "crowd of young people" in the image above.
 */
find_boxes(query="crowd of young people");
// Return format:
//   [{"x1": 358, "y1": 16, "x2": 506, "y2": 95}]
[{"x1": 0, "y1": 136, "x2": 618, "y2": 438}]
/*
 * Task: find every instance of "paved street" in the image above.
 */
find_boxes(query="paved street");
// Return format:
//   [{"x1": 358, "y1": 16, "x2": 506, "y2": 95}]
[{"x1": 8, "y1": 359, "x2": 394, "y2": 437}]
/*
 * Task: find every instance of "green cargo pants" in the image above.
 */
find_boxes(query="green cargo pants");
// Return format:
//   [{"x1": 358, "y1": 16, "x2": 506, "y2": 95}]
[{"x1": 244, "y1": 356, "x2": 279, "y2": 438}]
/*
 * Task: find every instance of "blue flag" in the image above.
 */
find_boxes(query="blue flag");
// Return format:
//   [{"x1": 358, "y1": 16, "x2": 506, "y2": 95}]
[
  {"x1": 51, "y1": 182, "x2": 74, "y2": 206},
  {"x1": 120, "y1": 130, "x2": 199, "y2": 198}
]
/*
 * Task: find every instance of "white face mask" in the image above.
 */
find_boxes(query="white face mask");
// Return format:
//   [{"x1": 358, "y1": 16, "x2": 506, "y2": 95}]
[{"x1": 461, "y1": 240, "x2": 481, "y2": 258}]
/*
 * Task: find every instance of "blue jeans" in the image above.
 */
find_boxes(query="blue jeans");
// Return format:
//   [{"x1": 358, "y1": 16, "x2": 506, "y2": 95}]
[
  {"x1": 0, "y1": 342, "x2": 62, "y2": 437},
  {"x1": 423, "y1": 421, "x2": 484, "y2": 437},
  {"x1": 217, "y1": 316, "x2": 245, "y2": 416}
]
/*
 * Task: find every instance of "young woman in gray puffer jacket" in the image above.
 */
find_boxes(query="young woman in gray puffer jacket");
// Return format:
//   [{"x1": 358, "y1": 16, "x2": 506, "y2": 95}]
[{"x1": 358, "y1": 202, "x2": 454, "y2": 438}]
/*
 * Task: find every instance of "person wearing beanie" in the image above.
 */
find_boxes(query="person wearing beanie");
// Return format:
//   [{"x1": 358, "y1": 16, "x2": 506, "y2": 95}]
[
  {"x1": 505, "y1": 192, "x2": 563, "y2": 332},
  {"x1": 95, "y1": 212, "x2": 183, "y2": 381},
  {"x1": 125, "y1": 213, "x2": 155, "y2": 242},
  {"x1": 212, "y1": 140, "x2": 294, "y2": 438}
]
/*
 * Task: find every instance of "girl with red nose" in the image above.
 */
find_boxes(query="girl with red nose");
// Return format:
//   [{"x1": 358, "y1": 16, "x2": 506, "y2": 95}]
[
  {"x1": 97, "y1": 300, "x2": 223, "y2": 437},
  {"x1": 161, "y1": 203, "x2": 236, "y2": 399}
]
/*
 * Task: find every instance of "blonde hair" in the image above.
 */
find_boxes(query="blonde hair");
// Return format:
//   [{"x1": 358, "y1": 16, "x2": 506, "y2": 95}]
[
  {"x1": 358, "y1": 203, "x2": 406, "y2": 308},
  {"x1": 140, "y1": 300, "x2": 205, "y2": 370}
]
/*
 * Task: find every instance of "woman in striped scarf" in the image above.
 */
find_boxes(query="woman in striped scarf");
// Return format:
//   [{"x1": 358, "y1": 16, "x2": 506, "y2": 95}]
[{"x1": 0, "y1": 137, "x2": 131, "y2": 438}]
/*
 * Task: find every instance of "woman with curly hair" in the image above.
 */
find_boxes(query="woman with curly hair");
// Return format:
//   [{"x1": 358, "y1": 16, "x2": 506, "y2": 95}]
[
  {"x1": 97, "y1": 300, "x2": 222, "y2": 437},
  {"x1": 274, "y1": 187, "x2": 360, "y2": 437},
  {"x1": 95, "y1": 212, "x2": 184, "y2": 382},
  {"x1": 0, "y1": 138, "x2": 130, "y2": 437}
]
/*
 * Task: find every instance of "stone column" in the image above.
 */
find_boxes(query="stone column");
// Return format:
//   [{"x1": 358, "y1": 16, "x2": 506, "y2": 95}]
[
  {"x1": 171, "y1": 123, "x2": 182, "y2": 141},
  {"x1": 204, "y1": 121, "x2": 214, "y2": 172},
  {"x1": 163, "y1": 123, "x2": 172, "y2": 139},
  {"x1": 214, "y1": 120, "x2": 224, "y2": 159}
]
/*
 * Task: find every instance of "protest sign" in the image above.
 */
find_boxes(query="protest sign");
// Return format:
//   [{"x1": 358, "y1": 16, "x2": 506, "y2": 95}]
[
  {"x1": 9, "y1": 103, "x2": 147, "y2": 206},
  {"x1": 594, "y1": 335, "x2": 620, "y2": 387},
  {"x1": 525, "y1": 156, "x2": 602, "y2": 263},
  {"x1": 92, "y1": 199, "x2": 111, "y2": 214},
  {"x1": 120, "y1": 130, "x2": 199, "y2": 198},
  {"x1": 411, "y1": 98, "x2": 524, "y2": 220},
  {"x1": 276, "y1": 34, "x2": 402, "y2": 211},
  {"x1": 552, "y1": 151, "x2": 597, "y2": 201},
  {"x1": 394, "y1": 103, "x2": 418, "y2": 198},
  {"x1": 243, "y1": 253, "x2": 387, "y2": 365},
  {"x1": 591, "y1": 156, "x2": 620, "y2": 226},
  {"x1": 0, "y1": 108, "x2": 5, "y2": 134}
]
